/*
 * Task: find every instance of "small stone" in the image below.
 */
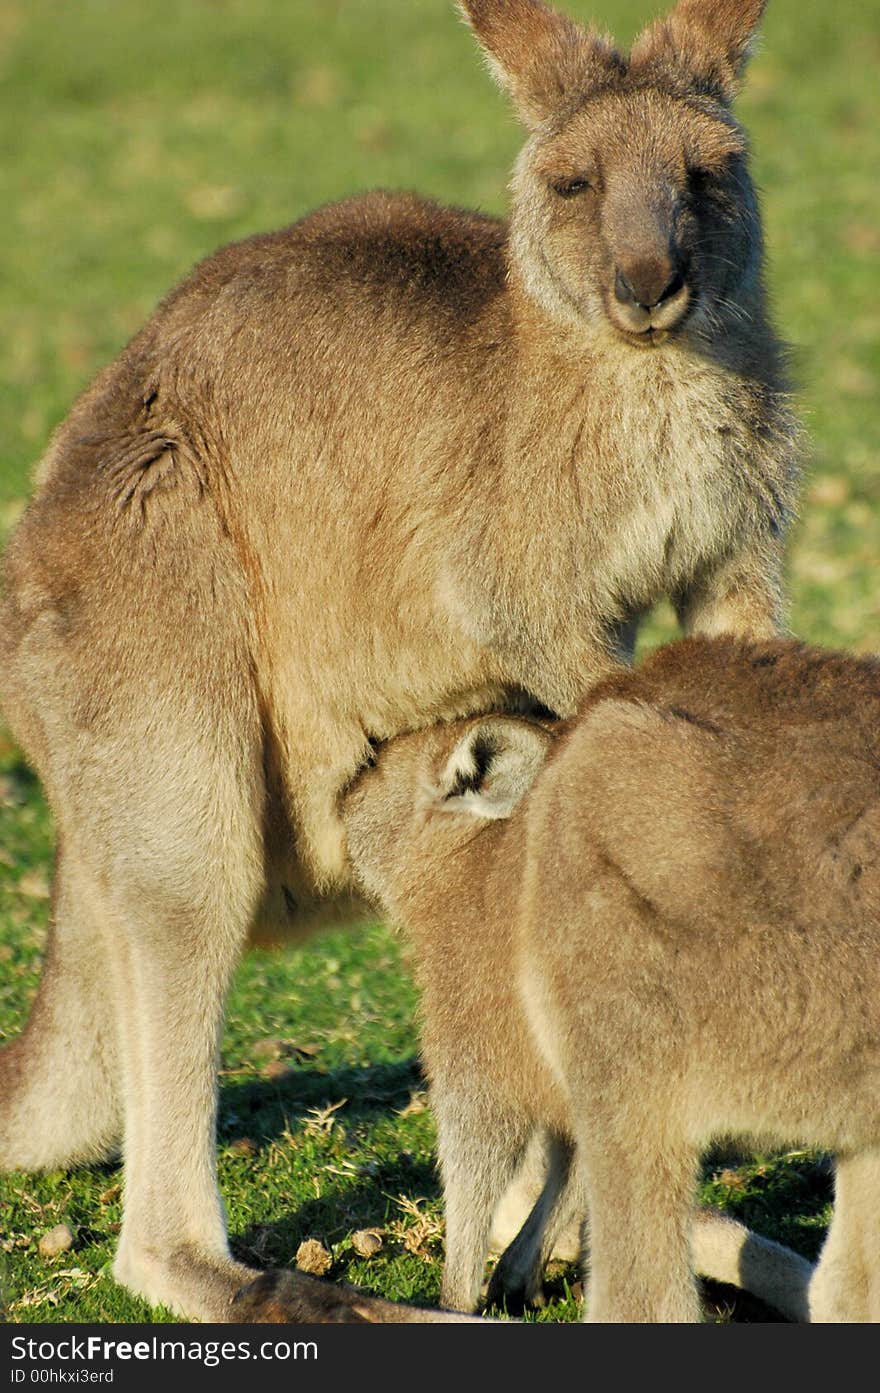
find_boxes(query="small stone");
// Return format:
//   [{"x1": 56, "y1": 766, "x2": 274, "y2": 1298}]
[
  {"x1": 38, "y1": 1223, "x2": 75, "y2": 1258},
  {"x1": 295, "y1": 1239, "x2": 332, "y2": 1276},
  {"x1": 351, "y1": 1228, "x2": 383, "y2": 1258},
  {"x1": 228, "y1": 1137, "x2": 258, "y2": 1158}
]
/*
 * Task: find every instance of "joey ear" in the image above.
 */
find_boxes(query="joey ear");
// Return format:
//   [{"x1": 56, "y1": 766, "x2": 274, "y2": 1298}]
[
  {"x1": 435, "y1": 718, "x2": 552, "y2": 820},
  {"x1": 458, "y1": 0, "x2": 621, "y2": 128},
  {"x1": 630, "y1": 0, "x2": 766, "y2": 103}
]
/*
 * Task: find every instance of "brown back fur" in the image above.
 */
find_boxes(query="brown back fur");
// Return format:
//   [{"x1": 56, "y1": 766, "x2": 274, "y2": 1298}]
[{"x1": 2, "y1": 0, "x2": 799, "y2": 894}]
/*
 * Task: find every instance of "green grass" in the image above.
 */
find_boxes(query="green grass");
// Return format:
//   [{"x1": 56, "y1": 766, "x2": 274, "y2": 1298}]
[{"x1": 0, "y1": 0, "x2": 877, "y2": 1322}]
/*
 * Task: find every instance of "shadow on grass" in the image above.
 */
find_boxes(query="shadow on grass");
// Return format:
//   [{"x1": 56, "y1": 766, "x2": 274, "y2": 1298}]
[
  {"x1": 221, "y1": 1055, "x2": 442, "y2": 1302},
  {"x1": 700, "y1": 1278, "x2": 791, "y2": 1324},
  {"x1": 0, "y1": 754, "x2": 43, "y2": 795},
  {"x1": 218, "y1": 1055, "x2": 425, "y2": 1142},
  {"x1": 230, "y1": 1152, "x2": 440, "y2": 1272}
]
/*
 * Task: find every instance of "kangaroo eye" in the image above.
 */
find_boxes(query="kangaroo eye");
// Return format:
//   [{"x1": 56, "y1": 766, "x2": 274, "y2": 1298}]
[{"x1": 552, "y1": 177, "x2": 593, "y2": 199}]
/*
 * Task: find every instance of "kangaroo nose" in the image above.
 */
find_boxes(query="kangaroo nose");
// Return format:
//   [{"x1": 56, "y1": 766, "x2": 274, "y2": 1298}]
[{"x1": 614, "y1": 262, "x2": 686, "y2": 311}]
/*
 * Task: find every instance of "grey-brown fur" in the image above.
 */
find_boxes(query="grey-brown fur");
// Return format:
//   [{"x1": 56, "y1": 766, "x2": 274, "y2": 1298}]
[
  {"x1": 0, "y1": 0, "x2": 800, "y2": 1320},
  {"x1": 342, "y1": 637, "x2": 880, "y2": 1322}
]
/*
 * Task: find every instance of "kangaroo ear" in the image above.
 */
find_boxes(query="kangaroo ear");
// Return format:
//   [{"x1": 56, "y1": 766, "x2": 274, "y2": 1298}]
[
  {"x1": 630, "y1": 0, "x2": 766, "y2": 102},
  {"x1": 434, "y1": 718, "x2": 552, "y2": 820},
  {"x1": 458, "y1": 0, "x2": 621, "y2": 128}
]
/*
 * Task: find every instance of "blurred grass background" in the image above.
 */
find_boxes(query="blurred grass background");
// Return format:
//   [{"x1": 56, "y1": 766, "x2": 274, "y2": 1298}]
[{"x1": 0, "y1": 0, "x2": 877, "y2": 1321}]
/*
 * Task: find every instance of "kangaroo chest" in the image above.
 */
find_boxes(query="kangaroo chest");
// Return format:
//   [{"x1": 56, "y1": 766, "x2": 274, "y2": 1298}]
[
  {"x1": 588, "y1": 411, "x2": 735, "y2": 607},
  {"x1": 572, "y1": 359, "x2": 754, "y2": 611}
]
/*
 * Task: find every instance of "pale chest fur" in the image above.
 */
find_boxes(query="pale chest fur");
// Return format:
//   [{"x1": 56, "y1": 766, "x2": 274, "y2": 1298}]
[
  {"x1": 439, "y1": 348, "x2": 781, "y2": 678},
  {"x1": 571, "y1": 350, "x2": 771, "y2": 614}
]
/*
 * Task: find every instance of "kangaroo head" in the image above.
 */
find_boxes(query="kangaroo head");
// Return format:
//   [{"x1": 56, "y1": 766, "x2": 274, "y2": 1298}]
[
  {"x1": 342, "y1": 717, "x2": 553, "y2": 906},
  {"x1": 459, "y1": 0, "x2": 766, "y2": 348}
]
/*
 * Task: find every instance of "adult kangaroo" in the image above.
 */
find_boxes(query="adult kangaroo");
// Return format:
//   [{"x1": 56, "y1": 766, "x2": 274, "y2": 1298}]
[{"x1": 0, "y1": 0, "x2": 800, "y2": 1320}]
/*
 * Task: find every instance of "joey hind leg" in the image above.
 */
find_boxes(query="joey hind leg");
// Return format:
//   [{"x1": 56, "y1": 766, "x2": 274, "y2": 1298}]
[
  {"x1": 578, "y1": 1124, "x2": 701, "y2": 1323},
  {"x1": 486, "y1": 1132, "x2": 584, "y2": 1313},
  {"x1": 435, "y1": 1093, "x2": 533, "y2": 1314},
  {"x1": 488, "y1": 1128, "x2": 583, "y2": 1263},
  {"x1": 481, "y1": 1139, "x2": 813, "y2": 1321},
  {"x1": 482, "y1": 1140, "x2": 813, "y2": 1321}
]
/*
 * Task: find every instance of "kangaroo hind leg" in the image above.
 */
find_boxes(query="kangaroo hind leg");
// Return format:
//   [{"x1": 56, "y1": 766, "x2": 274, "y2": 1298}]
[
  {"x1": 0, "y1": 845, "x2": 123, "y2": 1173},
  {"x1": 2, "y1": 435, "x2": 273, "y2": 1317},
  {"x1": 810, "y1": 1149, "x2": 880, "y2": 1323},
  {"x1": 578, "y1": 1118, "x2": 701, "y2": 1323},
  {"x1": 486, "y1": 1131, "x2": 583, "y2": 1313},
  {"x1": 436, "y1": 1094, "x2": 533, "y2": 1314}
]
